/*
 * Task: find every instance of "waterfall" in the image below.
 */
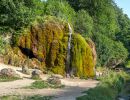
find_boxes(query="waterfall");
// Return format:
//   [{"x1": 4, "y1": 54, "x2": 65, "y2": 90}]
[{"x1": 66, "y1": 23, "x2": 72, "y2": 77}]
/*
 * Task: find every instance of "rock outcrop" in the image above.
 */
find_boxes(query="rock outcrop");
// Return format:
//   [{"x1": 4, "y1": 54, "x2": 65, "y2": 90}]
[
  {"x1": 0, "y1": 68, "x2": 20, "y2": 78},
  {"x1": 4, "y1": 16, "x2": 96, "y2": 77}
]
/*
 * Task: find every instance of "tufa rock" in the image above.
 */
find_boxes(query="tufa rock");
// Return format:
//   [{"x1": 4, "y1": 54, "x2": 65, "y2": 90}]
[{"x1": 6, "y1": 16, "x2": 96, "y2": 78}]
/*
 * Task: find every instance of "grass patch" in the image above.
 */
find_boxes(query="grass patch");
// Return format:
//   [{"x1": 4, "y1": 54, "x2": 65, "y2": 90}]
[
  {"x1": 0, "y1": 75, "x2": 20, "y2": 82},
  {"x1": 26, "y1": 80, "x2": 64, "y2": 89},
  {"x1": 77, "y1": 68, "x2": 129, "y2": 100},
  {"x1": 0, "y1": 95, "x2": 53, "y2": 100}
]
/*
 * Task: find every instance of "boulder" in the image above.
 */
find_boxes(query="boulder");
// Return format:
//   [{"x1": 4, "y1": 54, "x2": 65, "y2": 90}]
[
  {"x1": 31, "y1": 69, "x2": 42, "y2": 79},
  {"x1": 0, "y1": 68, "x2": 20, "y2": 78},
  {"x1": 22, "y1": 65, "x2": 30, "y2": 75},
  {"x1": 47, "y1": 77, "x2": 61, "y2": 86}
]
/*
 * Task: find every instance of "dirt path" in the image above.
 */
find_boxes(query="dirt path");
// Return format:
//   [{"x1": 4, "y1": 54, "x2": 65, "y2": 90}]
[
  {"x1": 0, "y1": 79, "x2": 98, "y2": 100},
  {"x1": 0, "y1": 63, "x2": 99, "y2": 100}
]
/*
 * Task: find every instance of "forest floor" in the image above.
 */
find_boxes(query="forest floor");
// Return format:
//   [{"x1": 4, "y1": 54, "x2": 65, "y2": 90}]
[{"x1": 0, "y1": 63, "x2": 98, "y2": 100}]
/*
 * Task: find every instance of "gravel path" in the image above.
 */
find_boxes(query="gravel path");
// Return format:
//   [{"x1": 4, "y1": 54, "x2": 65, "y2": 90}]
[{"x1": 0, "y1": 63, "x2": 99, "y2": 100}]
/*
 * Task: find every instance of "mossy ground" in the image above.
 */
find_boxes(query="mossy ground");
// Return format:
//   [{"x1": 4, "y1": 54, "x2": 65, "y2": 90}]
[{"x1": 26, "y1": 80, "x2": 64, "y2": 89}]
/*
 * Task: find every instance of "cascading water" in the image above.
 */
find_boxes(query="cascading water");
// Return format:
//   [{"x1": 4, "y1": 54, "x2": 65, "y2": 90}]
[{"x1": 66, "y1": 23, "x2": 72, "y2": 77}]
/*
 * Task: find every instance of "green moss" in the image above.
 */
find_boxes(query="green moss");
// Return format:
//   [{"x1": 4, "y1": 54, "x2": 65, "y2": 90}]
[
  {"x1": 71, "y1": 34, "x2": 95, "y2": 77},
  {"x1": 9, "y1": 16, "x2": 95, "y2": 78},
  {"x1": 25, "y1": 33, "x2": 31, "y2": 49},
  {"x1": 50, "y1": 40, "x2": 59, "y2": 66},
  {"x1": 51, "y1": 66, "x2": 65, "y2": 76},
  {"x1": 3, "y1": 47, "x2": 26, "y2": 67}
]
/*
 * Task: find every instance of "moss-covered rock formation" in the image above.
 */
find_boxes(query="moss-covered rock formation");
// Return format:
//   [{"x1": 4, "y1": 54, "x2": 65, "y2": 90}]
[
  {"x1": 71, "y1": 34, "x2": 95, "y2": 77},
  {"x1": 4, "y1": 16, "x2": 96, "y2": 77}
]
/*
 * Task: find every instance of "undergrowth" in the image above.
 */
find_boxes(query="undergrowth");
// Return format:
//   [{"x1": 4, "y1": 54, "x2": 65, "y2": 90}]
[
  {"x1": 26, "y1": 80, "x2": 64, "y2": 89},
  {"x1": 0, "y1": 75, "x2": 20, "y2": 82},
  {"x1": 77, "y1": 68, "x2": 129, "y2": 100}
]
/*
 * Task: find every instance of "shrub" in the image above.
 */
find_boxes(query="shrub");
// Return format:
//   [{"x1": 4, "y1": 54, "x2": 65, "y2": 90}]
[
  {"x1": 125, "y1": 60, "x2": 130, "y2": 68},
  {"x1": 0, "y1": 75, "x2": 20, "y2": 82},
  {"x1": 77, "y1": 69, "x2": 128, "y2": 100},
  {"x1": 45, "y1": 0, "x2": 75, "y2": 23},
  {"x1": 95, "y1": 34, "x2": 128, "y2": 67},
  {"x1": 0, "y1": 0, "x2": 45, "y2": 34},
  {"x1": 74, "y1": 10, "x2": 93, "y2": 37},
  {"x1": 28, "y1": 80, "x2": 64, "y2": 89},
  {"x1": 0, "y1": 35, "x2": 9, "y2": 55}
]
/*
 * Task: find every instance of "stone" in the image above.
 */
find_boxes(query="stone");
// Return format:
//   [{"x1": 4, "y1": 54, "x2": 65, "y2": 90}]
[
  {"x1": 22, "y1": 65, "x2": 30, "y2": 75},
  {"x1": 47, "y1": 77, "x2": 61, "y2": 85},
  {"x1": 31, "y1": 69, "x2": 42, "y2": 79},
  {"x1": 0, "y1": 68, "x2": 20, "y2": 78}
]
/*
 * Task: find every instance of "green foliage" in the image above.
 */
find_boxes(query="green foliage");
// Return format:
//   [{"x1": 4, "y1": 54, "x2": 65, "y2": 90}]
[
  {"x1": 0, "y1": 0, "x2": 45, "y2": 34},
  {"x1": 45, "y1": 0, "x2": 75, "y2": 23},
  {"x1": 29, "y1": 81, "x2": 50, "y2": 89},
  {"x1": 0, "y1": 75, "x2": 20, "y2": 82},
  {"x1": 0, "y1": 0, "x2": 30, "y2": 31},
  {"x1": 77, "y1": 69, "x2": 128, "y2": 100},
  {"x1": 0, "y1": 36, "x2": 8, "y2": 54},
  {"x1": 74, "y1": 10, "x2": 93, "y2": 37},
  {"x1": 1, "y1": 0, "x2": 130, "y2": 77},
  {"x1": 115, "y1": 7, "x2": 130, "y2": 57},
  {"x1": 125, "y1": 60, "x2": 130, "y2": 68},
  {"x1": 23, "y1": 0, "x2": 45, "y2": 15},
  {"x1": 67, "y1": 0, "x2": 130, "y2": 67},
  {"x1": 27, "y1": 80, "x2": 64, "y2": 89},
  {"x1": 95, "y1": 34, "x2": 128, "y2": 67}
]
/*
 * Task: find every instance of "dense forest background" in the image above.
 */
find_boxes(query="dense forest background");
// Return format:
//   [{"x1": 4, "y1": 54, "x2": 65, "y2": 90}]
[{"x1": 0, "y1": 0, "x2": 130, "y2": 68}]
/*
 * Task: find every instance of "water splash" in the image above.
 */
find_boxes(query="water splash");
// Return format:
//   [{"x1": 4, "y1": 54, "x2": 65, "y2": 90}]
[{"x1": 66, "y1": 23, "x2": 72, "y2": 77}]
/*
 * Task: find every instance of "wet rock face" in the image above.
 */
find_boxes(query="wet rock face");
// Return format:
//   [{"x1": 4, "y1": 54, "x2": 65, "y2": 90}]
[
  {"x1": 71, "y1": 34, "x2": 95, "y2": 77},
  {"x1": 87, "y1": 38, "x2": 97, "y2": 67},
  {"x1": 18, "y1": 18, "x2": 69, "y2": 76},
  {"x1": 11, "y1": 17, "x2": 96, "y2": 77}
]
